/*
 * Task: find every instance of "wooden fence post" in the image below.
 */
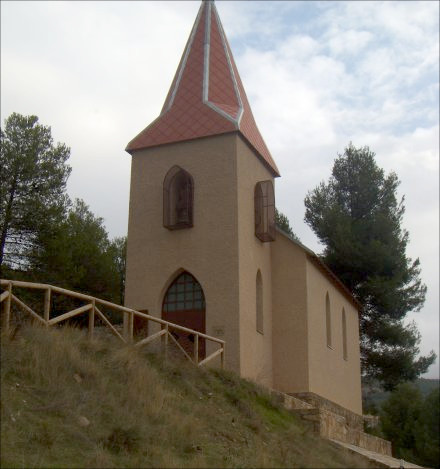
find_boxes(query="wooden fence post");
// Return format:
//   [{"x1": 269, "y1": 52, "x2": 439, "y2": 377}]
[
  {"x1": 128, "y1": 311, "x2": 134, "y2": 343},
  {"x1": 88, "y1": 299, "x2": 95, "y2": 339},
  {"x1": 3, "y1": 282, "x2": 12, "y2": 333},
  {"x1": 164, "y1": 324, "x2": 169, "y2": 361},
  {"x1": 44, "y1": 287, "x2": 51, "y2": 326},
  {"x1": 194, "y1": 334, "x2": 199, "y2": 365}
]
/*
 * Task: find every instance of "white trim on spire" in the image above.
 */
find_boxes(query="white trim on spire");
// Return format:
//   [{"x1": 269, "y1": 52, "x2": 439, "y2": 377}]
[
  {"x1": 211, "y1": 3, "x2": 243, "y2": 125},
  {"x1": 201, "y1": 2, "x2": 240, "y2": 127},
  {"x1": 202, "y1": 1, "x2": 211, "y2": 103},
  {"x1": 163, "y1": 2, "x2": 204, "y2": 114},
  {"x1": 205, "y1": 101, "x2": 239, "y2": 125}
]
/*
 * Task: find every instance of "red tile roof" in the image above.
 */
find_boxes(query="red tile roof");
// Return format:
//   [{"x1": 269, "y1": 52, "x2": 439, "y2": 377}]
[{"x1": 126, "y1": 0, "x2": 280, "y2": 177}]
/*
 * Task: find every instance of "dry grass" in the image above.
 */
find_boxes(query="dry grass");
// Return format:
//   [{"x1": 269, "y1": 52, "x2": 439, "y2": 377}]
[{"x1": 1, "y1": 324, "x2": 375, "y2": 468}]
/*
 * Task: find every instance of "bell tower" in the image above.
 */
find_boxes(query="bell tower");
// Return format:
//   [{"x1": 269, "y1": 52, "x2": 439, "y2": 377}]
[{"x1": 125, "y1": 0, "x2": 280, "y2": 383}]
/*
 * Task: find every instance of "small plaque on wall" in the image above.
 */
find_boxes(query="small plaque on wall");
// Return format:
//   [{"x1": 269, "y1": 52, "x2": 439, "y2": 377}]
[{"x1": 212, "y1": 326, "x2": 225, "y2": 337}]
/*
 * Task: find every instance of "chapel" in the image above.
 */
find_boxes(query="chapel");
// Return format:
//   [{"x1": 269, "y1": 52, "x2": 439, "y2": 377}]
[{"x1": 124, "y1": 0, "x2": 362, "y2": 417}]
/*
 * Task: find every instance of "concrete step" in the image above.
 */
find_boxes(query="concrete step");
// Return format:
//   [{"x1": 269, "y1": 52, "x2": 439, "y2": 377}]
[{"x1": 329, "y1": 439, "x2": 424, "y2": 468}]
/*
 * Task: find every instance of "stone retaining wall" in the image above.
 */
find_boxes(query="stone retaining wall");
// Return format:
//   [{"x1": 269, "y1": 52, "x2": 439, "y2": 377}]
[
  {"x1": 290, "y1": 391, "x2": 364, "y2": 431},
  {"x1": 291, "y1": 406, "x2": 392, "y2": 456},
  {"x1": 270, "y1": 390, "x2": 314, "y2": 411},
  {"x1": 293, "y1": 408, "x2": 392, "y2": 456},
  {"x1": 271, "y1": 390, "x2": 393, "y2": 457}
]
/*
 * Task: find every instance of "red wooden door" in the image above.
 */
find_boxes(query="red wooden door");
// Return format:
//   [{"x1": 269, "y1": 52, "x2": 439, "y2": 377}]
[{"x1": 162, "y1": 272, "x2": 206, "y2": 359}]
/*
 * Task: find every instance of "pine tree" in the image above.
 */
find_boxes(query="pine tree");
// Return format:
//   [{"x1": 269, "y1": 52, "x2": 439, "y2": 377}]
[
  {"x1": 275, "y1": 208, "x2": 300, "y2": 241},
  {"x1": 0, "y1": 113, "x2": 71, "y2": 277},
  {"x1": 304, "y1": 144, "x2": 435, "y2": 390}
]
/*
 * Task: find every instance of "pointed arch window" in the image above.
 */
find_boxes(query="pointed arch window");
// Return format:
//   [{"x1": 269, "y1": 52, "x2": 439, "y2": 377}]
[
  {"x1": 162, "y1": 272, "x2": 205, "y2": 313},
  {"x1": 342, "y1": 308, "x2": 348, "y2": 360},
  {"x1": 163, "y1": 166, "x2": 194, "y2": 230},
  {"x1": 326, "y1": 292, "x2": 332, "y2": 348},
  {"x1": 256, "y1": 270, "x2": 263, "y2": 334},
  {"x1": 254, "y1": 180, "x2": 275, "y2": 242}
]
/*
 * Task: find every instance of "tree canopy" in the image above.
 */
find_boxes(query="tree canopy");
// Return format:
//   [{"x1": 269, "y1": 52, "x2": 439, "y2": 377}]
[
  {"x1": 0, "y1": 113, "x2": 71, "y2": 277},
  {"x1": 380, "y1": 383, "x2": 439, "y2": 467},
  {"x1": 304, "y1": 144, "x2": 435, "y2": 390},
  {"x1": 275, "y1": 208, "x2": 300, "y2": 242},
  {"x1": 108, "y1": 236, "x2": 127, "y2": 305},
  {"x1": 1, "y1": 112, "x2": 126, "y2": 307},
  {"x1": 30, "y1": 199, "x2": 124, "y2": 304}
]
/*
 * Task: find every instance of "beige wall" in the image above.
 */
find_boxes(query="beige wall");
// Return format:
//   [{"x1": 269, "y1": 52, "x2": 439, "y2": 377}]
[
  {"x1": 271, "y1": 232, "x2": 309, "y2": 393},
  {"x1": 271, "y1": 231, "x2": 362, "y2": 415},
  {"x1": 236, "y1": 137, "x2": 275, "y2": 388},
  {"x1": 125, "y1": 134, "x2": 241, "y2": 372},
  {"x1": 125, "y1": 131, "x2": 362, "y2": 415},
  {"x1": 306, "y1": 258, "x2": 362, "y2": 415}
]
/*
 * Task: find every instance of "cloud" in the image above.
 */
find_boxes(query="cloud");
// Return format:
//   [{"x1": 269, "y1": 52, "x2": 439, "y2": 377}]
[{"x1": 326, "y1": 29, "x2": 374, "y2": 57}]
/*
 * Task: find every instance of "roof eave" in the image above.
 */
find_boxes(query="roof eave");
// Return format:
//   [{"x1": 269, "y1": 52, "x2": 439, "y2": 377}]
[
  {"x1": 126, "y1": 130, "x2": 242, "y2": 155},
  {"x1": 237, "y1": 133, "x2": 280, "y2": 178}
]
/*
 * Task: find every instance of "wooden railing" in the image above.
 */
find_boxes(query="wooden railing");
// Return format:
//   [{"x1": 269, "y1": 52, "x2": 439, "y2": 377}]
[{"x1": 0, "y1": 279, "x2": 225, "y2": 369}]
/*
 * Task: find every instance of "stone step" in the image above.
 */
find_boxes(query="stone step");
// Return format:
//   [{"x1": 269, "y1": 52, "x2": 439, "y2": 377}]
[
  {"x1": 270, "y1": 390, "x2": 314, "y2": 411},
  {"x1": 329, "y1": 440, "x2": 424, "y2": 468},
  {"x1": 270, "y1": 389, "x2": 393, "y2": 457}
]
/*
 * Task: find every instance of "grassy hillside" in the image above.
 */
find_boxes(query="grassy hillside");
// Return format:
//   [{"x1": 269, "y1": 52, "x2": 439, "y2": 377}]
[{"x1": 1, "y1": 324, "x2": 376, "y2": 468}]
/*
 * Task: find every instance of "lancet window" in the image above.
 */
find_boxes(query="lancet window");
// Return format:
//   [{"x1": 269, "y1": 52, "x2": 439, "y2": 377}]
[
  {"x1": 256, "y1": 270, "x2": 263, "y2": 334},
  {"x1": 326, "y1": 292, "x2": 332, "y2": 348},
  {"x1": 163, "y1": 166, "x2": 194, "y2": 230},
  {"x1": 162, "y1": 272, "x2": 205, "y2": 313},
  {"x1": 342, "y1": 308, "x2": 348, "y2": 360},
  {"x1": 254, "y1": 180, "x2": 275, "y2": 242}
]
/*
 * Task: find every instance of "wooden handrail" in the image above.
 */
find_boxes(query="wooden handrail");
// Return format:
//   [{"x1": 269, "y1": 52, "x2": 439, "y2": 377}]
[
  {"x1": 48, "y1": 303, "x2": 92, "y2": 326},
  {"x1": 94, "y1": 306, "x2": 126, "y2": 343},
  {"x1": 198, "y1": 347, "x2": 223, "y2": 367},
  {"x1": 11, "y1": 294, "x2": 47, "y2": 325},
  {"x1": 0, "y1": 279, "x2": 225, "y2": 344},
  {"x1": 0, "y1": 279, "x2": 225, "y2": 369},
  {"x1": 0, "y1": 290, "x2": 9, "y2": 302},
  {"x1": 134, "y1": 329, "x2": 167, "y2": 347},
  {"x1": 167, "y1": 330, "x2": 193, "y2": 363}
]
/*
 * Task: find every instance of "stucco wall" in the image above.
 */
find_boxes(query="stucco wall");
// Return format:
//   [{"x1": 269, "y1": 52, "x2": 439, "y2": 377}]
[
  {"x1": 306, "y1": 258, "x2": 362, "y2": 415},
  {"x1": 124, "y1": 134, "x2": 241, "y2": 373},
  {"x1": 236, "y1": 137, "x2": 274, "y2": 388},
  {"x1": 271, "y1": 232, "x2": 309, "y2": 393},
  {"x1": 124, "y1": 132, "x2": 362, "y2": 415}
]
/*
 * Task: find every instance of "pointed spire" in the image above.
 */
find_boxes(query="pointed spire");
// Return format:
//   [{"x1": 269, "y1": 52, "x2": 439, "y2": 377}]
[{"x1": 126, "y1": 1, "x2": 280, "y2": 177}]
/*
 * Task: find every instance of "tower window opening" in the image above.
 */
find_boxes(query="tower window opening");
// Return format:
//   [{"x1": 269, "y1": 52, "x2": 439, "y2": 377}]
[
  {"x1": 254, "y1": 180, "x2": 275, "y2": 242},
  {"x1": 256, "y1": 270, "x2": 263, "y2": 334},
  {"x1": 163, "y1": 166, "x2": 194, "y2": 230},
  {"x1": 326, "y1": 292, "x2": 332, "y2": 348},
  {"x1": 342, "y1": 308, "x2": 348, "y2": 360}
]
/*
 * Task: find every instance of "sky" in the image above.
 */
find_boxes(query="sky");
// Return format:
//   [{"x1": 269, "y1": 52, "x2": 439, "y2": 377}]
[{"x1": 1, "y1": 1, "x2": 438, "y2": 378}]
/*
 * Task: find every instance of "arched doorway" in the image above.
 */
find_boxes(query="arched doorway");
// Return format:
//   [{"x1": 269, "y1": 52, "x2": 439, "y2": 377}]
[{"x1": 162, "y1": 271, "x2": 206, "y2": 359}]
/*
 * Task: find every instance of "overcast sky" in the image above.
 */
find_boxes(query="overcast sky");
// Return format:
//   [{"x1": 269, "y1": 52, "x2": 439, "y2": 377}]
[{"x1": 1, "y1": 1, "x2": 438, "y2": 378}]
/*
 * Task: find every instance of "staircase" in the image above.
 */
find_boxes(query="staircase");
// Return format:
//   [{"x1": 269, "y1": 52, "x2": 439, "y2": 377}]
[{"x1": 270, "y1": 390, "x2": 424, "y2": 468}]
